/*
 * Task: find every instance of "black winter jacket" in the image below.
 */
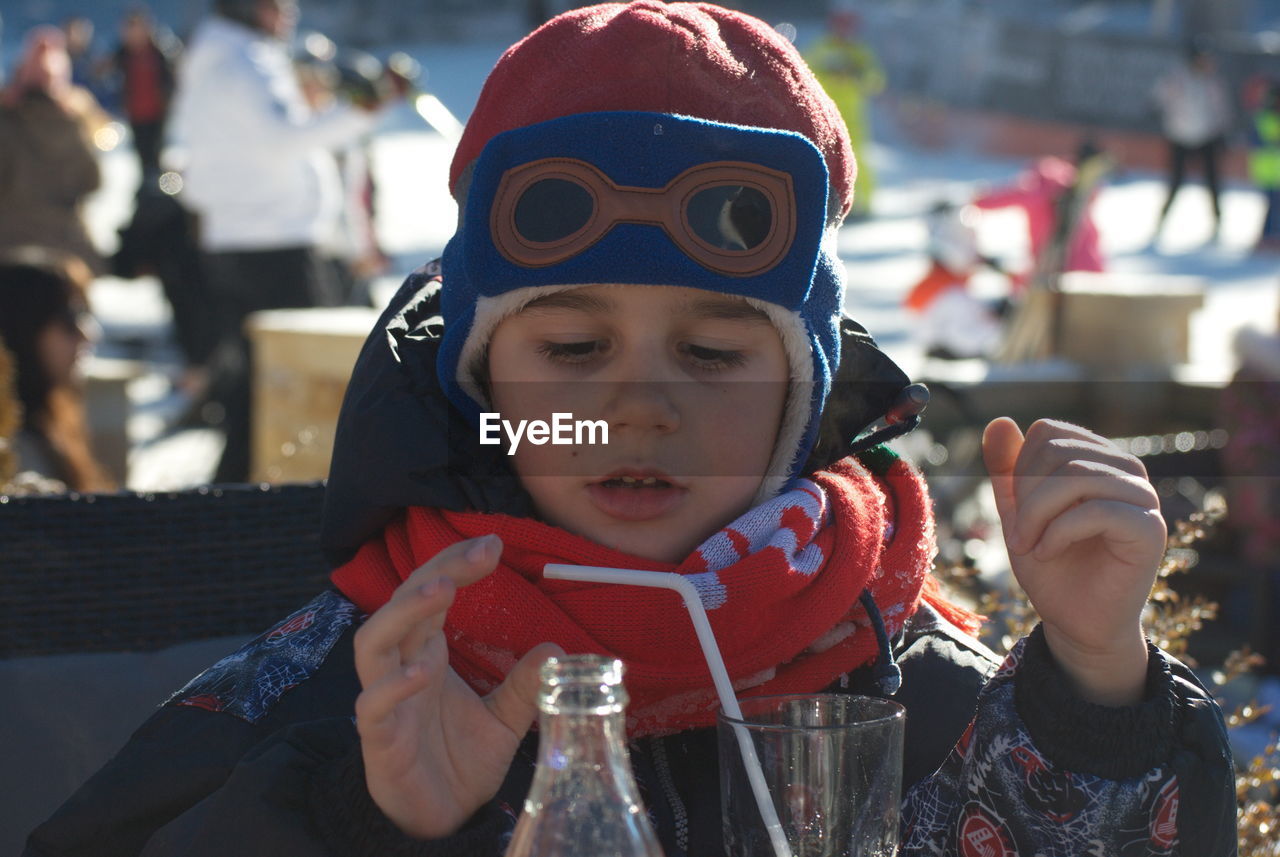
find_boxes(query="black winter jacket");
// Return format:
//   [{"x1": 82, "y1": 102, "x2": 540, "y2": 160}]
[{"x1": 25, "y1": 268, "x2": 1237, "y2": 856}]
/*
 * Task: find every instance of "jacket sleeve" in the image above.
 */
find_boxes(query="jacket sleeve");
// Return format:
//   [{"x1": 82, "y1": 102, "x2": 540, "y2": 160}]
[
  {"x1": 899, "y1": 624, "x2": 1237, "y2": 856},
  {"x1": 137, "y1": 718, "x2": 515, "y2": 857},
  {"x1": 229, "y1": 43, "x2": 375, "y2": 153},
  {"x1": 22, "y1": 706, "x2": 273, "y2": 857},
  {"x1": 971, "y1": 179, "x2": 1035, "y2": 212},
  {"x1": 23, "y1": 591, "x2": 519, "y2": 857}
]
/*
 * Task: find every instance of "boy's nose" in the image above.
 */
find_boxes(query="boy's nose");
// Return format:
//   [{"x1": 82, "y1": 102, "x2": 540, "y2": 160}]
[
  {"x1": 600, "y1": 380, "x2": 681, "y2": 434},
  {"x1": 595, "y1": 341, "x2": 686, "y2": 432}
]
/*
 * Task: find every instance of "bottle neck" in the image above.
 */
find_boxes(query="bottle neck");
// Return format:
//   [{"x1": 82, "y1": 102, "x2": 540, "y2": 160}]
[{"x1": 529, "y1": 706, "x2": 642, "y2": 799}]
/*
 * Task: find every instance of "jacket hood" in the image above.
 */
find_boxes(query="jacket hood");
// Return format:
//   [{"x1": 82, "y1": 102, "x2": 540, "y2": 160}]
[{"x1": 321, "y1": 265, "x2": 533, "y2": 568}]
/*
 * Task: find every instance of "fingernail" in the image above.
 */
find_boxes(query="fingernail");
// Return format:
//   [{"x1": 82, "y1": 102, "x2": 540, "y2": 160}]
[{"x1": 465, "y1": 534, "x2": 497, "y2": 563}]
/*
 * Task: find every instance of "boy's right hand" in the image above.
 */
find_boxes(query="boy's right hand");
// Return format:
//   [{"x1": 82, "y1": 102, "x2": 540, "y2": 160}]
[{"x1": 353, "y1": 534, "x2": 563, "y2": 839}]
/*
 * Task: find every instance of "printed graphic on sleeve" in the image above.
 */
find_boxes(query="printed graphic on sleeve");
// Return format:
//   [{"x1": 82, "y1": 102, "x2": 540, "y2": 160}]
[
  {"x1": 900, "y1": 638, "x2": 1181, "y2": 856},
  {"x1": 167, "y1": 590, "x2": 361, "y2": 723},
  {"x1": 957, "y1": 802, "x2": 1016, "y2": 857}
]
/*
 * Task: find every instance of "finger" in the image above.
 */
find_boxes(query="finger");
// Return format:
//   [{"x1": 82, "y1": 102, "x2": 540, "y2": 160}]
[
  {"x1": 484, "y1": 643, "x2": 565, "y2": 738},
  {"x1": 982, "y1": 417, "x2": 1024, "y2": 525},
  {"x1": 1011, "y1": 459, "x2": 1160, "y2": 555},
  {"x1": 395, "y1": 534, "x2": 504, "y2": 597},
  {"x1": 399, "y1": 578, "x2": 459, "y2": 665},
  {"x1": 354, "y1": 660, "x2": 434, "y2": 748},
  {"x1": 353, "y1": 535, "x2": 503, "y2": 684},
  {"x1": 1014, "y1": 420, "x2": 1147, "y2": 490},
  {"x1": 1019, "y1": 418, "x2": 1106, "y2": 448},
  {"x1": 354, "y1": 577, "x2": 456, "y2": 688},
  {"x1": 1013, "y1": 437, "x2": 1149, "y2": 507},
  {"x1": 399, "y1": 535, "x2": 504, "y2": 658},
  {"x1": 1030, "y1": 499, "x2": 1167, "y2": 566}
]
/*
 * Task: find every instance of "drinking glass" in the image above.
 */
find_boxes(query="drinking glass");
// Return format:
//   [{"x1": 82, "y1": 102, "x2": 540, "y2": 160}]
[{"x1": 718, "y1": 694, "x2": 905, "y2": 857}]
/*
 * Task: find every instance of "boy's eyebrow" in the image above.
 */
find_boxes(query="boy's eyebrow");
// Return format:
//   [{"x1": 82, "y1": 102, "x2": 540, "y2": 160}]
[
  {"x1": 519, "y1": 290, "x2": 615, "y2": 314},
  {"x1": 678, "y1": 295, "x2": 773, "y2": 323}
]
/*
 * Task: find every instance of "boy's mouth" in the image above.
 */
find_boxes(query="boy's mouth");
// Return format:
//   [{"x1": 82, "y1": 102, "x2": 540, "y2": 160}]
[
  {"x1": 586, "y1": 469, "x2": 687, "y2": 521},
  {"x1": 598, "y1": 475, "x2": 672, "y2": 489}
]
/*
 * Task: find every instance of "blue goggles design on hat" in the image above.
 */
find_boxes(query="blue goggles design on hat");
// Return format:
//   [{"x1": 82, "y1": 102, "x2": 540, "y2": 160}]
[
  {"x1": 439, "y1": 112, "x2": 846, "y2": 484},
  {"x1": 443, "y1": 111, "x2": 830, "y2": 316}
]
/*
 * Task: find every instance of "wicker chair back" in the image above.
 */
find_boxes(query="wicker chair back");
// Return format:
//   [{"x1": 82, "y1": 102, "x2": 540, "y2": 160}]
[{"x1": 0, "y1": 482, "x2": 330, "y2": 658}]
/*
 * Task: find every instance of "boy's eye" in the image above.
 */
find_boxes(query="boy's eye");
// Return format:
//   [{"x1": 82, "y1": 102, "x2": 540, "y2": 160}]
[
  {"x1": 537, "y1": 340, "x2": 605, "y2": 363},
  {"x1": 681, "y1": 343, "x2": 747, "y2": 369}
]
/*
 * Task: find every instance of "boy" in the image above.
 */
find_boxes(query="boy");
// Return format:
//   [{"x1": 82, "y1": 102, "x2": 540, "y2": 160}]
[{"x1": 26, "y1": 4, "x2": 1234, "y2": 856}]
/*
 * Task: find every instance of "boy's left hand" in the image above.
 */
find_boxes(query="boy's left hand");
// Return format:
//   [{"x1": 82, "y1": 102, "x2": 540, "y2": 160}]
[{"x1": 983, "y1": 417, "x2": 1166, "y2": 706}]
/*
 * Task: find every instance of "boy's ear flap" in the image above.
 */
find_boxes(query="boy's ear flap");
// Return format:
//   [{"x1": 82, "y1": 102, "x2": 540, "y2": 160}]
[{"x1": 802, "y1": 317, "x2": 915, "y2": 474}]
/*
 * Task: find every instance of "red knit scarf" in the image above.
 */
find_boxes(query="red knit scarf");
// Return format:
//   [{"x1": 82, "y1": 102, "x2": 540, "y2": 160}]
[{"x1": 332, "y1": 456, "x2": 980, "y2": 737}]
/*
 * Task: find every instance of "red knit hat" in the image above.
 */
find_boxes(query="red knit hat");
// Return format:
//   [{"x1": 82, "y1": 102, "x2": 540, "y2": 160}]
[{"x1": 449, "y1": 1, "x2": 857, "y2": 218}]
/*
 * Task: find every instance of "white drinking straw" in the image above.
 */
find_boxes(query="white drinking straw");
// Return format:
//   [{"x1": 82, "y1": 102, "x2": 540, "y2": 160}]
[{"x1": 543, "y1": 563, "x2": 794, "y2": 857}]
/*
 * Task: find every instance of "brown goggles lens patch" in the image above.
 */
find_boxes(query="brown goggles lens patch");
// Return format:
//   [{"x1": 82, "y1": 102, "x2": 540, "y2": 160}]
[{"x1": 491, "y1": 158, "x2": 797, "y2": 276}]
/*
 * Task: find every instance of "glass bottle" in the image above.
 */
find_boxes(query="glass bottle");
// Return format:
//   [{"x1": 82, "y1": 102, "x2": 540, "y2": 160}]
[{"x1": 504, "y1": 654, "x2": 665, "y2": 857}]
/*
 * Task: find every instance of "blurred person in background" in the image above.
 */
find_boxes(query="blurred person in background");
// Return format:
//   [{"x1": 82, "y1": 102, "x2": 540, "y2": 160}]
[
  {"x1": 903, "y1": 201, "x2": 1006, "y2": 360},
  {"x1": 0, "y1": 25, "x2": 111, "y2": 276},
  {"x1": 805, "y1": 1, "x2": 885, "y2": 219},
  {"x1": 1218, "y1": 296, "x2": 1280, "y2": 671},
  {"x1": 104, "y1": 7, "x2": 212, "y2": 395},
  {"x1": 0, "y1": 249, "x2": 114, "y2": 493},
  {"x1": 0, "y1": 327, "x2": 19, "y2": 489},
  {"x1": 1247, "y1": 80, "x2": 1280, "y2": 252},
  {"x1": 971, "y1": 146, "x2": 1109, "y2": 289},
  {"x1": 1151, "y1": 44, "x2": 1232, "y2": 245},
  {"x1": 101, "y1": 5, "x2": 180, "y2": 177},
  {"x1": 61, "y1": 16, "x2": 103, "y2": 101},
  {"x1": 170, "y1": 0, "x2": 387, "y2": 482}
]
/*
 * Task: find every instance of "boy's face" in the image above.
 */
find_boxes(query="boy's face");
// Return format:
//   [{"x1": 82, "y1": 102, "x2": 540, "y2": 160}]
[{"x1": 486, "y1": 283, "x2": 790, "y2": 563}]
